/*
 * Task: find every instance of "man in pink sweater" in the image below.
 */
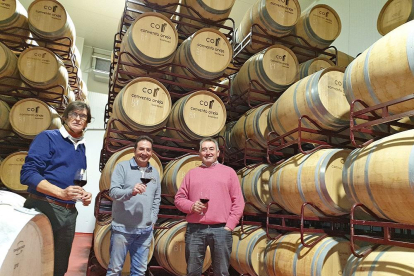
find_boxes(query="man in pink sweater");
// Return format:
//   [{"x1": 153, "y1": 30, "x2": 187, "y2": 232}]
[{"x1": 175, "y1": 137, "x2": 245, "y2": 276}]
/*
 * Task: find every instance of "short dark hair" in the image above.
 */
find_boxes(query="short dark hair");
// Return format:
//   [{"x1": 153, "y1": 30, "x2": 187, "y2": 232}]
[
  {"x1": 134, "y1": 136, "x2": 153, "y2": 149},
  {"x1": 62, "y1": 101, "x2": 92, "y2": 123}
]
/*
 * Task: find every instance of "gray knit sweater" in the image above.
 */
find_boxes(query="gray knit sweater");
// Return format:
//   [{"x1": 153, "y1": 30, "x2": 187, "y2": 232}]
[{"x1": 109, "y1": 158, "x2": 161, "y2": 232}]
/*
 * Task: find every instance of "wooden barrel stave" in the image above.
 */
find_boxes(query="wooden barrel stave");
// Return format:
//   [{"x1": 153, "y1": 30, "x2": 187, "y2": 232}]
[
  {"x1": 267, "y1": 67, "x2": 349, "y2": 141},
  {"x1": 0, "y1": 100, "x2": 12, "y2": 138}
]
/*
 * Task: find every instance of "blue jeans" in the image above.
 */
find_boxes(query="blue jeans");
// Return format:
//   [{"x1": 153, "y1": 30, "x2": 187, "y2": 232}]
[
  {"x1": 185, "y1": 223, "x2": 233, "y2": 276},
  {"x1": 106, "y1": 228, "x2": 153, "y2": 276}
]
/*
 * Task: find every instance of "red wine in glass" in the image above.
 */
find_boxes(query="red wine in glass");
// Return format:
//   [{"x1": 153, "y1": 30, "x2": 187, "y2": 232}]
[
  {"x1": 140, "y1": 178, "x2": 152, "y2": 185},
  {"x1": 200, "y1": 199, "x2": 210, "y2": 204},
  {"x1": 73, "y1": 169, "x2": 87, "y2": 201},
  {"x1": 199, "y1": 189, "x2": 210, "y2": 215}
]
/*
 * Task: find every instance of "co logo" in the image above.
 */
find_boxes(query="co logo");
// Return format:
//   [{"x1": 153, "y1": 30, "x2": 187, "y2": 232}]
[
  {"x1": 200, "y1": 100, "x2": 215, "y2": 109},
  {"x1": 44, "y1": 5, "x2": 58, "y2": 12},
  {"x1": 142, "y1": 87, "x2": 160, "y2": 97},
  {"x1": 27, "y1": 106, "x2": 40, "y2": 113},
  {"x1": 319, "y1": 11, "x2": 330, "y2": 17},
  {"x1": 16, "y1": 158, "x2": 26, "y2": 162},
  {"x1": 150, "y1": 23, "x2": 167, "y2": 32},
  {"x1": 334, "y1": 80, "x2": 342, "y2": 86},
  {"x1": 206, "y1": 38, "x2": 221, "y2": 47},
  {"x1": 33, "y1": 53, "x2": 47, "y2": 58}
]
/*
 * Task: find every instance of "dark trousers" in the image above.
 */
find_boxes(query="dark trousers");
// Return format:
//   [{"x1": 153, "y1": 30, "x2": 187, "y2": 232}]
[
  {"x1": 185, "y1": 223, "x2": 232, "y2": 276},
  {"x1": 24, "y1": 197, "x2": 78, "y2": 276}
]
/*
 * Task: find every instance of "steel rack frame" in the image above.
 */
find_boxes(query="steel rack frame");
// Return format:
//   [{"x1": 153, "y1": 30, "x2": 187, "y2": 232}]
[
  {"x1": 349, "y1": 95, "x2": 414, "y2": 148},
  {"x1": 350, "y1": 203, "x2": 414, "y2": 258},
  {"x1": 266, "y1": 115, "x2": 364, "y2": 165},
  {"x1": 233, "y1": 24, "x2": 338, "y2": 67}
]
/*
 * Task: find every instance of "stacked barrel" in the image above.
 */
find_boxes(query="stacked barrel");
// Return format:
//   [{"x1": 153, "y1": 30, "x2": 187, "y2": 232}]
[
  {"x1": 0, "y1": 0, "x2": 87, "y2": 195},
  {"x1": 97, "y1": 0, "x2": 236, "y2": 274},
  {"x1": 95, "y1": 0, "x2": 414, "y2": 275}
]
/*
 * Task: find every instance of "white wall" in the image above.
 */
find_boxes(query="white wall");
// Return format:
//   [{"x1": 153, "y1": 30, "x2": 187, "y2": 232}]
[
  {"x1": 74, "y1": 0, "x2": 391, "y2": 233},
  {"x1": 75, "y1": 42, "x2": 109, "y2": 233}
]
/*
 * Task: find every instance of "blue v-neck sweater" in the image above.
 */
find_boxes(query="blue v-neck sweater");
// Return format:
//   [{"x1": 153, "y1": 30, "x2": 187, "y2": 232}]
[{"x1": 20, "y1": 129, "x2": 87, "y2": 204}]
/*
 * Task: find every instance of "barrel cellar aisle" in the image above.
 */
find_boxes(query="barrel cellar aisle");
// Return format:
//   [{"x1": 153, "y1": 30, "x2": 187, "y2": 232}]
[{"x1": 2, "y1": 0, "x2": 414, "y2": 276}]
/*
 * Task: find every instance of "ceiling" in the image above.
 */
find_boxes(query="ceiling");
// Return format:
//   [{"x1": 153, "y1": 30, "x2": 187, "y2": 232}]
[{"x1": 19, "y1": 0, "x2": 314, "y2": 51}]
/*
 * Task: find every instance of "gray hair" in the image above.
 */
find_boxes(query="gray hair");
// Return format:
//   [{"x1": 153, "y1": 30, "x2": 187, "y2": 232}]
[{"x1": 199, "y1": 137, "x2": 219, "y2": 152}]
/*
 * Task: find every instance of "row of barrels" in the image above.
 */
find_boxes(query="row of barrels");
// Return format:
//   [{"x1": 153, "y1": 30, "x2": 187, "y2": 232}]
[
  {"x1": 92, "y1": 219, "x2": 414, "y2": 276},
  {"x1": 0, "y1": 0, "x2": 76, "y2": 52},
  {"x1": 100, "y1": 128, "x2": 414, "y2": 227},
  {"x1": 0, "y1": 0, "x2": 88, "y2": 101}
]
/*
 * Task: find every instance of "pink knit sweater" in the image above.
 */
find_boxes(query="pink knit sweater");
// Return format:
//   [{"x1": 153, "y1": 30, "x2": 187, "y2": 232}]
[{"x1": 174, "y1": 163, "x2": 245, "y2": 230}]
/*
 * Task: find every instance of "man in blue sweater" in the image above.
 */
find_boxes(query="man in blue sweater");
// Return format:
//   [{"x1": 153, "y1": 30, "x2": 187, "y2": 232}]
[
  {"x1": 106, "y1": 136, "x2": 161, "y2": 276},
  {"x1": 21, "y1": 101, "x2": 93, "y2": 276}
]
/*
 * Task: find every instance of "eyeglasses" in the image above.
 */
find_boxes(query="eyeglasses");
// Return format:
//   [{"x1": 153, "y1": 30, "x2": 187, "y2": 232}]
[{"x1": 68, "y1": 111, "x2": 88, "y2": 121}]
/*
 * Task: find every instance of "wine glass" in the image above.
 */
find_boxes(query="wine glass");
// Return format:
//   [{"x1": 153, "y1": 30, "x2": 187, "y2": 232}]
[
  {"x1": 140, "y1": 169, "x2": 152, "y2": 186},
  {"x1": 73, "y1": 168, "x2": 87, "y2": 201},
  {"x1": 199, "y1": 188, "x2": 210, "y2": 215}
]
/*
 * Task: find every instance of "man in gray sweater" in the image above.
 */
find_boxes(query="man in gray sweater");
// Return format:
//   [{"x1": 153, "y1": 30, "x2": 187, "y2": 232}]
[{"x1": 106, "y1": 136, "x2": 161, "y2": 276}]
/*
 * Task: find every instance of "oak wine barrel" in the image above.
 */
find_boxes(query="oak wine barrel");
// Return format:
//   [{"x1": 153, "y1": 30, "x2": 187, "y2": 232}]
[
  {"x1": 166, "y1": 90, "x2": 226, "y2": 141},
  {"x1": 111, "y1": 77, "x2": 172, "y2": 134},
  {"x1": 9, "y1": 98, "x2": 61, "y2": 139},
  {"x1": 0, "y1": 100, "x2": 12, "y2": 138},
  {"x1": 231, "y1": 104, "x2": 271, "y2": 152},
  {"x1": 344, "y1": 20, "x2": 414, "y2": 114},
  {"x1": 154, "y1": 220, "x2": 212, "y2": 275},
  {"x1": 0, "y1": 204, "x2": 53, "y2": 275},
  {"x1": 298, "y1": 57, "x2": 335, "y2": 79},
  {"x1": 344, "y1": 245, "x2": 414, "y2": 275},
  {"x1": 0, "y1": 41, "x2": 21, "y2": 96},
  {"x1": 269, "y1": 149, "x2": 352, "y2": 217},
  {"x1": 178, "y1": 0, "x2": 235, "y2": 34},
  {"x1": 265, "y1": 232, "x2": 353, "y2": 276},
  {"x1": 231, "y1": 226, "x2": 274, "y2": 276},
  {"x1": 18, "y1": 47, "x2": 69, "y2": 101},
  {"x1": 377, "y1": 0, "x2": 414, "y2": 36},
  {"x1": 99, "y1": 147, "x2": 163, "y2": 192},
  {"x1": 0, "y1": 0, "x2": 30, "y2": 47},
  {"x1": 0, "y1": 151, "x2": 28, "y2": 193},
  {"x1": 267, "y1": 67, "x2": 349, "y2": 141},
  {"x1": 161, "y1": 155, "x2": 202, "y2": 204},
  {"x1": 124, "y1": 0, "x2": 179, "y2": 23},
  {"x1": 28, "y1": 0, "x2": 76, "y2": 50},
  {"x1": 218, "y1": 121, "x2": 238, "y2": 155},
  {"x1": 171, "y1": 28, "x2": 232, "y2": 90},
  {"x1": 231, "y1": 45, "x2": 299, "y2": 103},
  {"x1": 237, "y1": 164, "x2": 279, "y2": 214},
  {"x1": 120, "y1": 12, "x2": 178, "y2": 77},
  {"x1": 342, "y1": 129, "x2": 414, "y2": 225},
  {"x1": 94, "y1": 223, "x2": 155, "y2": 275},
  {"x1": 287, "y1": 4, "x2": 342, "y2": 62},
  {"x1": 235, "y1": 0, "x2": 301, "y2": 54}
]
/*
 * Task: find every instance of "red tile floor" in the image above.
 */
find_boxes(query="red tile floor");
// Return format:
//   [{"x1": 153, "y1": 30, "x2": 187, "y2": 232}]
[{"x1": 66, "y1": 233, "x2": 93, "y2": 276}]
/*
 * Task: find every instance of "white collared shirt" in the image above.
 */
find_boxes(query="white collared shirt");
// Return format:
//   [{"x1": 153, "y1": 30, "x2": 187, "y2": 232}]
[
  {"x1": 201, "y1": 160, "x2": 218, "y2": 168},
  {"x1": 59, "y1": 126, "x2": 85, "y2": 150}
]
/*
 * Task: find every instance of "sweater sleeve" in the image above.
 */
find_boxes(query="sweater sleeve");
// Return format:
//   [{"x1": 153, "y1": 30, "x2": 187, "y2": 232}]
[
  {"x1": 151, "y1": 172, "x2": 161, "y2": 224},
  {"x1": 225, "y1": 169, "x2": 245, "y2": 230},
  {"x1": 174, "y1": 172, "x2": 194, "y2": 214},
  {"x1": 109, "y1": 163, "x2": 134, "y2": 201},
  {"x1": 20, "y1": 132, "x2": 53, "y2": 189}
]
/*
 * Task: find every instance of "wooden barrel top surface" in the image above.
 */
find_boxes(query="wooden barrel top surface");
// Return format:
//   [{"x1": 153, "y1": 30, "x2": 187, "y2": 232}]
[
  {"x1": 28, "y1": 0, "x2": 68, "y2": 33},
  {"x1": 0, "y1": 151, "x2": 28, "y2": 192},
  {"x1": 0, "y1": 100, "x2": 11, "y2": 130},
  {"x1": 181, "y1": 90, "x2": 226, "y2": 137},
  {"x1": 9, "y1": 98, "x2": 55, "y2": 138},
  {"x1": 317, "y1": 69, "x2": 348, "y2": 120},
  {"x1": 18, "y1": 47, "x2": 60, "y2": 83},
  {"x1": 0, "y1": 205, "x2": 53, "y2": 275},
  {"x1": 307, "y1": 4, "x2": 341, "y2": 41},
  {"x1": 118, "y1": 78, "x2": 171, "y2": 128},
  {"x1": 264, "y1": 0, "x2": 301, "y2": 28},
  {"x1": 191, "y1": 0, "x2": 235, "y2": 12},
  {"x1": 0, "y1": 0, "x2": 19, "y2": 23},
  {"x1": 377, "y1": 0, "x2": 413, "y2": 35},
  {"x1": 261, "y1": 45, "x2": 299, "y2": 86},
  {"x1": 128, "y1": 12, "x2": 178, "y2": 60},
  {"x1": 189, "y1": 28, "x2": 232, "y2": 74}
]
